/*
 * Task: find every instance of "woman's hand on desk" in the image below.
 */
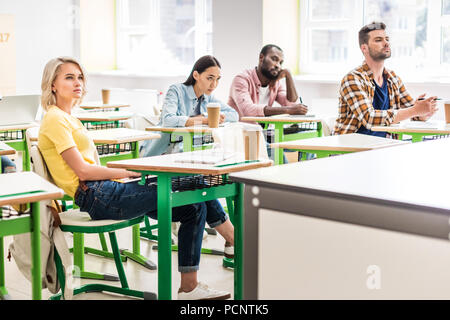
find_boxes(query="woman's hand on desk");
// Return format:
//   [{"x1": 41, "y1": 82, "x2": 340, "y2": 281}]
[
  {"x1": 124, "y1": 170, "x2": 141, "y2": 178},
  {"x1": 185, "y1": 115, "x2": 208, "y2": 126}
]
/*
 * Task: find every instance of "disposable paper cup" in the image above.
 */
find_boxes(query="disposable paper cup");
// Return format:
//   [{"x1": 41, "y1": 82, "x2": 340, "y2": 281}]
[
  {"x1": 243, "y1": 130, "x2": 260, "y2": 161},
  {"x1": 445, "y1": 101, "x2": 450, "y2": 124},
  {"x1": 207, "y1": 103, "x2": 221, "y2": 128},
  {"x1": 102, "y1": 89, "x2": 110, "y2": 105}
]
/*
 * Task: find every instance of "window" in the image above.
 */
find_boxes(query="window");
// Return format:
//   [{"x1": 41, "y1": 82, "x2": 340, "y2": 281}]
[
  {"x1": 299, "y1": 0, "x2": 450, "y2": 77},
  {"x1": 116, "y1": 0, "x2": 212, "y2": 75}
]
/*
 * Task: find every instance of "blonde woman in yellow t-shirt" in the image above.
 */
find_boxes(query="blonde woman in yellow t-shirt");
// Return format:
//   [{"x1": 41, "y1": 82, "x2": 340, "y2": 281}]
[{"x1": 38, "y1": 57, "x2": 232, "y2": 300}]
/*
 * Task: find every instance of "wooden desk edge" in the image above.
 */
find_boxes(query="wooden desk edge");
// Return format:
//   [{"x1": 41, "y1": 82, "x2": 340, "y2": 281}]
[
  {"x1": 80, "y1": 104, "x2": 131, "y2": 109},
  {"x1": 371, "y1": 126, "x2": 450, "y2": 134},
  {"x1": 270, "y1": 141, "x2": 408, "y2": 152},
  {"x1": 0, "y1": 190, "x2": 64, "y2": 206},
  {"x1": 106, "y1": 160, "x2": 273, "y2": 175},
  {"x1": 93, "y1": 134, "x2": 161, "y2": 144},
  {"x1": 0, "y1": 149, "x2": 17, "y2": 156},
  {"x1": 0, "y1": 123, "x2": 40, "y2": 131},
  {"x1": 77, "y1": 116, "x2": 132, "y2": 122},
  {"x1": 241, "y1": 117, "x2": 322, "y2": 123},
  {"x1": 146, "y1": 127, "x2": 213, "y2": 133}
]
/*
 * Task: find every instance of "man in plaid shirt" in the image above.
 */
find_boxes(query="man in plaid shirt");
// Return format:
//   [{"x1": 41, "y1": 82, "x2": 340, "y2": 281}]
[{"x1": 333, "y1": 21, "x2": 438, "y2": 136}]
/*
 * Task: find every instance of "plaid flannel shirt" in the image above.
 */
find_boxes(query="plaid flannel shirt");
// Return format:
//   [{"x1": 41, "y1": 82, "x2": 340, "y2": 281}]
[{"x1": 333, "y1": 62, "x2": 414, "y2": 135}]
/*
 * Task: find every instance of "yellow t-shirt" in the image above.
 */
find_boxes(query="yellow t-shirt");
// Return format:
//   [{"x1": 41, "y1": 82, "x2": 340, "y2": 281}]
[{"x1": 38, "y1": 106, "x2": 97, "y2": 197}]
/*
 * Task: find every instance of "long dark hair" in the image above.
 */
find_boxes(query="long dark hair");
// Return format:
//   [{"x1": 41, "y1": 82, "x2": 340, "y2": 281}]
[{"x1": 183, "y1": 55, "x2": 221, "y2": 86}]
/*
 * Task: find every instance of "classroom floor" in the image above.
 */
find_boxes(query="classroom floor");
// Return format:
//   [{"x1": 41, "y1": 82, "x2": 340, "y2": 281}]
[
  {"x1": 2, "y1": 152, "x2": 233, "y2": 300},
  {"x1": 3, "y1": 219, "x2": 233, "y2": 300}
]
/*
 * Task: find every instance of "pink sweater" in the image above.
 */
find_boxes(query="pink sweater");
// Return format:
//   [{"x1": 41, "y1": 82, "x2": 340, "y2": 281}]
[{"x1": 227, "y1": 68, "x2": 297, "y2": 120}]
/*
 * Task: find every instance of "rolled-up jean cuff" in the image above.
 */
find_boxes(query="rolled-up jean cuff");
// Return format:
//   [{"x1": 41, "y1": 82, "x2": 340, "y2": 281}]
[
  {"x1": 179, "y1": 265, "x2": 200, "y2": 273},
  {"x1": 207, "y1": 214, "x2": 229, "y2": 228}
]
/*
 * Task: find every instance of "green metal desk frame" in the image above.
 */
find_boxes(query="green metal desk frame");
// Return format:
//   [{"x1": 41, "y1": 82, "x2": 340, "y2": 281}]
[
  {"x1": 136, "y1": 171, "x2": 243, "y2": 300},
  {"x1": 0, "y1": 202, "x2": 41, "y2": 299},
  {"x1": 2, "y1": 129, "x2": 31, "y2": 171},
  {"x1": 257, "y1": 121, "x2": 323, "y2": 165},
  {"x1": 140, "y1": 130, "x2": 225, "y2": 261},
  {"x1": 298, "y1": 149, "x2": 352, "y2": 159},
  {"x1": 391, "y1": 132, "x2": 449, "y2": 143}
]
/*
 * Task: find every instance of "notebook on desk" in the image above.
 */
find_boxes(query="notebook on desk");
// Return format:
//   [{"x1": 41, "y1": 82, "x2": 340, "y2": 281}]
[
  {"x1": 0, "y1": 95, "x2": 41, "y2": 126},
  {"x1": 402, "y1": 120, "x2": 439, "y2": 129},
  {"x1": 174, "y1": 152, "x2": 235, "y2": 165}
]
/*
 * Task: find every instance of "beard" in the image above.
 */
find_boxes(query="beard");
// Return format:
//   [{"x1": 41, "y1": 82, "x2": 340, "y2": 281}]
[
  {"x1": 369, "y1": 47, "x2": 391, "y2": 61},
  {"x1": 260, "y1": 57, "x2": 280, "y2": 80},
  {"x1": 260, "y1": 66, "x2": 279, "y2": 80}
]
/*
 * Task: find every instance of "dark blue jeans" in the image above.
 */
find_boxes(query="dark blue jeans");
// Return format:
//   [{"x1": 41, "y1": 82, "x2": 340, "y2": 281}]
[
  {"x1": 74, "y1": 179, "x2": 228, "y2": 273},
  {"x1": 1, "y1": 156, "x2": 16, "y2": 173}
]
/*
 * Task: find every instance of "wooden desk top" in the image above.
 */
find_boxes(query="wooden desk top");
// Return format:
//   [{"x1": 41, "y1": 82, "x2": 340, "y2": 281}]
[
  {"x1": 230, "y1": 137, "x2": 450, "y2": 211},
  {"x1": 30, "y1": 128, "x2": 160, "y2": 144},
  {"x1": 241, "y1": 114, "x2": 322, "y2": 123},
  {"x1": 146, "y1": 126, "x2": 214, "y2": 133},
  {"x1": 0, "y1": 172, "x2": 64, "y2": 206},
  {"x1": 0, "y1": 122, "x2": 39, "y2": 131},
  {"x1": 75, "y1": 111, "x2": 133, "y2": 122},
  {"x1": 88, "y1": 128, "x2": 161, "y2": 144},
  {"x1": 371, "y1": 120, "x2": 450, "y2": 134},
  {"x1": 0, "y1": 141, "x2": 16, "y2": 156},
  {"x1": 107, "y1": 150, "x2": 273, "y2": 175},
  {"x1": 271, "y1": 133, "x2": 410, "y2": 152},
  {"x1": 79, "y1": 102, "x2": 131, "y2": 110}
]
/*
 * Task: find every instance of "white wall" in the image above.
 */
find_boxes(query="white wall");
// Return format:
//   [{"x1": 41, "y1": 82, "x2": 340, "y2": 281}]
[
  {"x1": 0, "y1": 0, "x2": 77, "y2": 95},
  {"x1": 211, "y1": 0, "x2": 263, "y2": 101}
]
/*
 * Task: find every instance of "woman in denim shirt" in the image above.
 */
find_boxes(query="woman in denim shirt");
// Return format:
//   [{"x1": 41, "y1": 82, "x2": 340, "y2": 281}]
[
  {"x1": 140, "y1": 55, "x2": 238, "y2": 273},
  {"x1": 140, "y1": 55, "x2": 238, "y2": 157},
  {"x1": 38, "y1": 56, "x2": 232, "y2": 300}
]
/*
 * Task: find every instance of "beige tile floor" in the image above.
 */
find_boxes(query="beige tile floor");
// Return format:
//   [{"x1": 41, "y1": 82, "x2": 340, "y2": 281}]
[{"x1": 2, "y1": 221, "x2": 234, "y2": 300}]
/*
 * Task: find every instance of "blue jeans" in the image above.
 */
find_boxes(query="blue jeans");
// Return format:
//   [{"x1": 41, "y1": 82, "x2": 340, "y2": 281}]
[
  {"x1": 1, "y1": 156, "x2": 16, "y2": 173},
  {"x1": 74, "y1": 179, "x2": 227, "y2": 273}
]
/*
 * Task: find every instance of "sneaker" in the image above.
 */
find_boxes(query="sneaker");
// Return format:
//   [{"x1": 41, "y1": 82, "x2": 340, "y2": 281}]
[
  {"x1": 178, "y1": 282, "x2": 231, "y2": 300},
  {"x1": 224, "y1": 242, "x2": 234, "y2": 259}
]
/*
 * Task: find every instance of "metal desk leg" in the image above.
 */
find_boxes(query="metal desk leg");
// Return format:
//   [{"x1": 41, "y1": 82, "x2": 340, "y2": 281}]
[
  {"x1": 120, "y1": 224, "x2": 157, "y2": 270},
  {"x1": 317, "y1": 121, "x2": 323, "y2": 137},
  {"x1": 234, "y1": 183, "x2": 244, "y2": 300},
  {"x1": 223, "y1": 196, "x2": 235, "y2": 269},
  {"x1": 181, "y1": 132, "x2": 194, "y2": 152},
  {"x1": 410, "y1": 133, "x2": 424, "y2": 143},
  {"x1": 30, "y1": 202, "x2": 42, "y2": 300},
  {"x1": 0, "y1": 235, "x2": 11, "y2": 299},
  {"x1": 157, "y1": 173, "x2": 173, "y2": 300},
  {"x1": 274, "y1": 123, "x2": 284, "y2": 165}
]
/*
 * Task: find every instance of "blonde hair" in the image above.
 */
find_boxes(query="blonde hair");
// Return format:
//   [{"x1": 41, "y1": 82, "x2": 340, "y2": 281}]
[{"x1": 41, "y1": 56, "x2": 87, "y2": 111}]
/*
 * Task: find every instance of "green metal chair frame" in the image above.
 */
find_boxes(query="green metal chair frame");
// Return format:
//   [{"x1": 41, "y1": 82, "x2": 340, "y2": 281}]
[{"x1": 50, "y1": 214, "x2": 156, "y2": 300}]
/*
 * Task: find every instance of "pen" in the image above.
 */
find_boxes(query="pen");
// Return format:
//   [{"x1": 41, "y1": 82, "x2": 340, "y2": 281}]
[{"x1": 418, "y1": 98, "x2": 442, "y2": 101}]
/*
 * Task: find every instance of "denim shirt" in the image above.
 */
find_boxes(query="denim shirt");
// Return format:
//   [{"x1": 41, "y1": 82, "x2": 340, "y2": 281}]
[{"x1": 140, "y1": 83, "x2": 239, "y2": 157}]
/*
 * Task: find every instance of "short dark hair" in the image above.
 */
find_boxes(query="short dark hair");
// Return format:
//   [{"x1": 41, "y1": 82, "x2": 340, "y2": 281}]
[
  {"x1": 260, "y1": 44, "x2": 283, "y2": 56},
  {"x1": 183, "y1": 55, "x2": 221, "y2": 86},
  {"x1": 358, "y1": 21, "x2": 386, "y2": 46}
]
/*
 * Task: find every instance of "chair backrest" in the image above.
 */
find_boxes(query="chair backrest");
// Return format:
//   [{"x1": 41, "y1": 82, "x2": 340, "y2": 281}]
[{"x1": 29, "y1": 144, "x2": 54, "y2": 184}]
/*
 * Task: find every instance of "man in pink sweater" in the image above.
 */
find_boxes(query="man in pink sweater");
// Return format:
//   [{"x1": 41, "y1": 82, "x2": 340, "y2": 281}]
[{"x1": 228, "y1": 44, "x2": 308, "y2": 119}]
